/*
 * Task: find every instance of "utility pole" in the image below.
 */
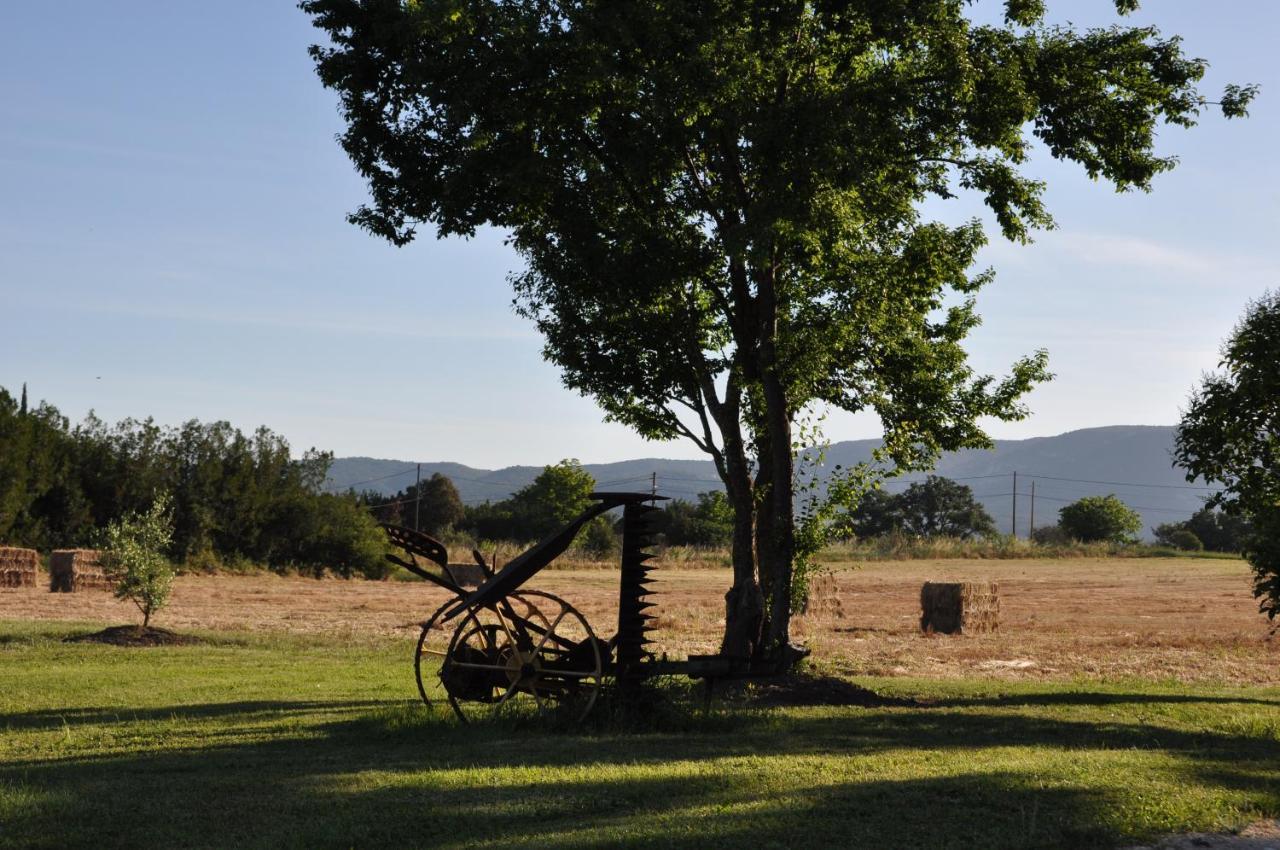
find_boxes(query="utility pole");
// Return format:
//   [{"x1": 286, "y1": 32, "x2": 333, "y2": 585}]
[
  {"x1": 1011, "y1": 471, "x2": 1018, "y2": 539},
  {"x1": 1029, "y1": 480, "x2": 1036, "y2": 538},
  {"x1": 414, "y1": 463, "x2": 422, "y2": 532}
]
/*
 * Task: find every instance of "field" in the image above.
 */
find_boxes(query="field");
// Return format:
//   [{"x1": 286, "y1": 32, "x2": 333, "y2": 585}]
[{"x1": 2, "y1": 557, "x2": 1278, "y2": 848}]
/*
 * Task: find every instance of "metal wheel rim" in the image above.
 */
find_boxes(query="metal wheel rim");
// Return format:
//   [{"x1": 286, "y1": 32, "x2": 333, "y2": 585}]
[
  {"x1": 441, "y1": 590, "x2": 603, "y2": 724},
  {"x1": 414, "y1": 598, "x2": 457, "y2": 713}
]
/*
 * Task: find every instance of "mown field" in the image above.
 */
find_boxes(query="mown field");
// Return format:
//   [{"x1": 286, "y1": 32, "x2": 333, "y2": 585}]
[{"x1": 2, "y1": 557, "x2": 1278, "y2": 848}]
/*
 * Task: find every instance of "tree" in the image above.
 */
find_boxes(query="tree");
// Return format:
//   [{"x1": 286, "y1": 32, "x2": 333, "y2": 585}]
[
  {"x1": 1057, "y1": 495, "x2": 1142, "y2": 543},
  {"x1": 1175, "y1": 291, "x2": 1280, "y2": 623},
  {"x1": 101, "y1": 494, "x2": 176, "y2": 629},
  {"x1": 417, "y1": 473, "x2": 465, "y2": 535},
  {"x1": 305, "y1": 0, "x2": 1252, "y2": 660},
  {"x1": 509, "y1": 459, "x2": 597, "y2": 540},
  {"x1": 1184, "y1": 507, "x2": 1251, "y2": 554},
  {"x1": 847, "y1": 477, "x2": 995, "y2": 539},
  {"x1": 656, "y1": 491, "x2": 735, "y2": 547},
  {"x1": 845, "y1": 489, "x2": 904, "y2": 540}
]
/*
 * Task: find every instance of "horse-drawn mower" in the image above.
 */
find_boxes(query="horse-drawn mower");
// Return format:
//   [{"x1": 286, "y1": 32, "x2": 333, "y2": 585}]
[{"x1": 383, "y1": 491, "x2": 764, "y2": 723}]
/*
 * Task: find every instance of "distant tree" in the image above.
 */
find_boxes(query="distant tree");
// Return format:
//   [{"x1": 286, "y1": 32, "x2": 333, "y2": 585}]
[
  {"x1": 417, "y1": 473, "x2": 464, "y2": 535},
  {"x1": 1058, "y1": 495, "x2": 1142, "y2": 543},
  {"x1": 847, "y1": 477, "x2": 995, "y2": 539},
  {"x1": 657, "y1": 491, "x2": 734, "y2": 547},
  {"x1": 19, "y1": 383, "x2": 27, "y2": 416},
  {"x1": 1185, "y1": 506, "x2": 1251, "y2": 554},
  {"x1": 101, "y1": 494, "x2": 175, "y2": 629},
  {"x1": 510, "y1": 459, "x2": 597, "y2": 540},
  {"x1": 580, "y1": 517, "x2": 619, "y2": 558},
  {"x1": 1175, "y1": 291, "x2": 1280, "y2": 623},
  {"x1": 845, "y1": 489, "x2": 903, "y2": 540},
  {"x1": 895, "y1": 477, "x2": 998, "y2": 539}
]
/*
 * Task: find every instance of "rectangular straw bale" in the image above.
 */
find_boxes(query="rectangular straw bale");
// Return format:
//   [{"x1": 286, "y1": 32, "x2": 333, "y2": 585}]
[
  {"x1": 920, "y1": 581, "x2": 999, "y2": 634},
  {"x1": 0, "y1": 547, "x2": 39, "y2": 588},
  {"x1": 443, "y1": 563, "x2": 487, "y2": 587},
  {"x1": 49, "y1": 549, "x2": 110, "y2": 592},
  {"x1": 801, "y1": 572, "x2": 844, "y2": 618}
]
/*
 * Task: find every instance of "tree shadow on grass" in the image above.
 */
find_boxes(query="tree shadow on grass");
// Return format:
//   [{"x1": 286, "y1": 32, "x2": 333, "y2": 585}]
[
  {"x1": 0, "y1": 700, "x2": 392, "y2": 731},
  {"x1": 2, "y1": 694, "x2": 1278, "y2": 849},
  {"x1": 934, "y1": 691, "x2": 1280, "y2": 710}
]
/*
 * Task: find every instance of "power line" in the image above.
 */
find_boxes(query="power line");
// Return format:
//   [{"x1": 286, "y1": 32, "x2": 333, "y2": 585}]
[
  {"x1": 1022, "y1": 492, "x2": 1199, "y2": 515},
  {"x1": 1023, "y1": 472, "x2": 1219, "y2": 491},
  {"x1": 326, "y1": 465, "x2": 417, "y2": 491}
]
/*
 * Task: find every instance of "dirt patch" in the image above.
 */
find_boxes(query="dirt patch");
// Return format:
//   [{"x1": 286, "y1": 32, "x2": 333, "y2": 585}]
[
  {"x1": 65, "y1": 625, "x2": 199, "y2": 647},
  {"x1": 744, "y1": 673, "x2": 924, "y2": 708},
  {"x1": 1128, "y1": 820, "x2": 1280, "y2": 849}
]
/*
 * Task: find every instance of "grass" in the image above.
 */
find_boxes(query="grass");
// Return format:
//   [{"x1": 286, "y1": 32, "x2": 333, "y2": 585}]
[{"x1": 2, "y1": 620, "x2": 1277, "y2": 849}]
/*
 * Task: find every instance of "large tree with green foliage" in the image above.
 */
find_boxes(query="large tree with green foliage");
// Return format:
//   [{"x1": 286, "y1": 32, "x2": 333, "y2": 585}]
[
  {"x1": 305, "y1": 0, "x2": 1252, "y2": 660},
  {"x1": 849, "y1": 476, "x2": 996, "y2": 539},
  {"x1": 1057, "y1": 494, "x2": 1142, "y2": 543},
  {"x1": 1175, "y1": 291, "x2": 1280, "y2": 624}
]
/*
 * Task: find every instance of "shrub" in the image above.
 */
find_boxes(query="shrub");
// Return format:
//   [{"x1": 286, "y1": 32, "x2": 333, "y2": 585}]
[
  {"x1": 1167, "y1": 529, "x2": 1204, "y2": 552},
  {"x1": 581, "y1": 516, "x2": 619, "y2": 558},
  {"x1": 1030, "y1": 524, "x2": 1071, "y2": 545},
  {"x1": 100, "y1": 494, "x2": 175, "y2": 629}
]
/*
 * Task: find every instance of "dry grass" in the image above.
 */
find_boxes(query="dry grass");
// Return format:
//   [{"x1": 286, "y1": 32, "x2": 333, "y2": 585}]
[{"x1": 3, "y1": 555, "x2": 1275, "y2": 685}]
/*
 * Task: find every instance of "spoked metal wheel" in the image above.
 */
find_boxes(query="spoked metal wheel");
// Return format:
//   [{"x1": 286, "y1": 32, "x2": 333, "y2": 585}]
[
  {"x1": 414, "y1": 599, "x2": 457, "y2": 713},
  {"x1": 435, "y1": 590, "x2": 604, "y2": 723}
]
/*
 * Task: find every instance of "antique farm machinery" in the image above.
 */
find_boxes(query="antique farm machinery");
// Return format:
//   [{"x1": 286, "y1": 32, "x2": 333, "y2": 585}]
[{"x1": 382, "y1": 492, "x2": 757, "y2": 722}]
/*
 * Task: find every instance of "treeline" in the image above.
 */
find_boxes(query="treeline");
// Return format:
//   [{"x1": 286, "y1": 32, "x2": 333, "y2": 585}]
[
  {"x1": 362, "y1": 459, "x2": 735, "y2": 550},
  {"x1": 843, "y1": 475, "x2": 1243, "y2": 551},
  {"x1": 0, "y1": 385, "x2": 385, "y2": 576}
]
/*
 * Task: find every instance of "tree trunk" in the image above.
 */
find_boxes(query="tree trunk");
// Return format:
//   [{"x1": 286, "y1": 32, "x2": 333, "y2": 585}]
[
  {"x1": 753, "y1": 265, "x2": 796, "y2": 657},
  {"x1": 718, "y1": 439, "x2": 764, "y2": 659}
]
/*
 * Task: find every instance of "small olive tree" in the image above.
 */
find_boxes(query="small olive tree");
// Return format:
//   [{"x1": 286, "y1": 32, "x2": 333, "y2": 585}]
[{"x1": 101, "y1": 494, "x2": 176, "y2": 629}]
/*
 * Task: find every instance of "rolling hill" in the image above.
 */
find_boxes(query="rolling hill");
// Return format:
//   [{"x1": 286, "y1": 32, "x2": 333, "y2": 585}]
[{"x1": 326, "y1": 425, "x2": 1216, "y2": 537}]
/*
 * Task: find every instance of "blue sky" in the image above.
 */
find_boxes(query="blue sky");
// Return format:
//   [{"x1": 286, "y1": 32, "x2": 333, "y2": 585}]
[{"x1": 2, "y1": 1, "x2": 1276, "y2": 468}]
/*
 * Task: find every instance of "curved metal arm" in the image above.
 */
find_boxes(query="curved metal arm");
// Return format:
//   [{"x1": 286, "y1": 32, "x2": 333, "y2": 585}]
[{"x1": 444, "y1": 492, "x2": 664, "y2": 620}]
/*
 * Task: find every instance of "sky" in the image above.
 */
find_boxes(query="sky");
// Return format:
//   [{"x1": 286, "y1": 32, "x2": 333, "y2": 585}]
[{"x1": 1, "y1": 1, "x2": 1277, "y2": 469}]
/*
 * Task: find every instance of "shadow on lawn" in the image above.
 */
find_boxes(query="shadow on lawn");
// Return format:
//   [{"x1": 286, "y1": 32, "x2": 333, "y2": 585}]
[
  {"x1": 2, "y1": 693, "x2": 1278, "y2": 849},
  {"x1": 934, "y1": 691, "x2": 1280, "y2": 710},
  {"x1": 0, "y1": 700, "x2": 390, "y2": 731}
]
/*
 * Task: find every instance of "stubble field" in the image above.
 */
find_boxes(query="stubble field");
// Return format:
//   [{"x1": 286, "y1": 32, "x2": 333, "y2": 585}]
[{"x1": 5, "y1": 556, "x2": 1276, "y2": 685}]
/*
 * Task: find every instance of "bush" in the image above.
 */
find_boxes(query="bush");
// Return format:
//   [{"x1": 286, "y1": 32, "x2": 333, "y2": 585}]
[
  {"x1": 1166, "y1": 528, "x2": 1204, "y2": 552},
  {"x1": 1058, "y1": 495, "x2": 1142, "y2": 543},
  {"x1": 100, "y1": 494, "x2": 176, "y2": 628},
  {"x1": 581, "y1": 516, "x2": 619, "y2": 558},
  {"x1": 1030, "y1": 524, "x2": 1071, "y2": 545}
]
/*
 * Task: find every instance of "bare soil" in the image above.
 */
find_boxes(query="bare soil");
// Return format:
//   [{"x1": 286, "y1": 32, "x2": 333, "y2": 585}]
[
  {"x1": 64, "y1": 625, "x2": 197, "y2": 647},
  {"x1": 2, "y1": 556, "x2": 1275, "y2": 684},
  {"x1": 1128, "y1": 819, "x2": 1280, "y2": 850}
]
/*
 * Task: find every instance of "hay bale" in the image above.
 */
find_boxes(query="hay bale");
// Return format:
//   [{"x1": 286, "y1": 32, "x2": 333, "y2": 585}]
[
  {"x1": 49, "y1": 549, "x2": 110, "y2": 592},
  {"x1": 920, "y1": 581, "x2": 999, "y2": 634},
  {"x1": 0, "y1": 547, "x2": 40, "y2": 588},
  {"x1": 801, "y1": 572, "x2": 844, "y2": 619},
  {"x1": 445, "y1": 563, "x2": 487, "y2": 587}
]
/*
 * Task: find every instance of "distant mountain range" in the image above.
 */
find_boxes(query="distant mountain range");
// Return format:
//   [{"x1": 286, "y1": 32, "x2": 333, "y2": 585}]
[{"x1": 326, "y1": 425, "x2": 1216, "y2": 538}]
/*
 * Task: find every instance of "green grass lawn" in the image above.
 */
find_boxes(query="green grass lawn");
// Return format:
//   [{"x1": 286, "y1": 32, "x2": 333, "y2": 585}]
[{"x1": 1, "y1": 620, "x2": 1277, "y2": 849}]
